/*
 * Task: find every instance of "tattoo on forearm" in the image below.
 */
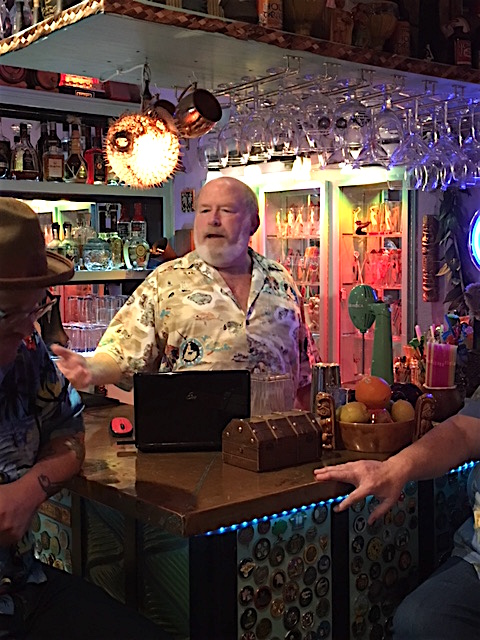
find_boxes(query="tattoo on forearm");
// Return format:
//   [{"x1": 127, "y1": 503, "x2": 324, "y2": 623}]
[{"x1": 38, "y1": 474, "x2": 62, "y2": 497}]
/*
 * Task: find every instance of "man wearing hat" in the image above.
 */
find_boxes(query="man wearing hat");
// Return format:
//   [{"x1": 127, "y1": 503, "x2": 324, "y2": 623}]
[{"x1": 0, "y1": 198, "x2": 169, "y2": 639}]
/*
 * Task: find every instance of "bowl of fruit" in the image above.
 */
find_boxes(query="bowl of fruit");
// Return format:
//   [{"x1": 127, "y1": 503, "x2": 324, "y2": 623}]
[{"x1": 336, "y1": 376, "x2": 435, "y2": 453}]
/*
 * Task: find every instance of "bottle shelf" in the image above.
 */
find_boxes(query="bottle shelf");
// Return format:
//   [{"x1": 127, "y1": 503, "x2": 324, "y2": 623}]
[
  {"x1": 341, "y1": 332, "x2": 402, "y2": 343},
  {"x1": 71, "y1": 269, "x2": 152, "y2": 283},
  {"x1": 0, "y1": 179, "x2": 164, "y2": 199},
  {"x1": 267, "y1": 235, "x2": 321, "y2": 241},
  {"x1": 342, "y1": 233, "x2": 402, "y2": 238}
]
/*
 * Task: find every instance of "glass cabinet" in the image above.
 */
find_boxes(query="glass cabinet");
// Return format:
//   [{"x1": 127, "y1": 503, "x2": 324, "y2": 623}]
[
  {"x1": 337, "y1": 182, "x2": 407, "y2": 384},
  {"x1": 262, "y1": 186, "x2": 324, "y2": 353}
]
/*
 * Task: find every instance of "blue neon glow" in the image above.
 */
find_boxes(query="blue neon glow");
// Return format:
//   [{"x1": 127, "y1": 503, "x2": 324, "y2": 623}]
[
  {"x1": 202, "y1": 463, "x2": 480, "y2": 537},
  {"x1": 469, "y1": 211, "x2": 480, "y2": 271}
]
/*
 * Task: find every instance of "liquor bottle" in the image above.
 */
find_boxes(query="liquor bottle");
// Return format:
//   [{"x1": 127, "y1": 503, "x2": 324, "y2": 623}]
[
  {"x1": 85, "y1": 127, "x2": 106, "y2": 184},
  {"x1": 131, "y1": 202, "x2": 147, "y2": 240},
  {"x1": 124, "y1": 228, "x2": 150, "y2": 270},
  {"x1": 10, "y1": 122, "x2": 40, "y2": 180},
  {"x1": 36, "y1": 121, "x2": 49, "y2": 167},
  {"x1": 42, "y1": 133, "x2": 64, "y2": 182},
  {"x1": 124, "y1": 203, "x2": 149, "y2": 270},
  {"x1": 47, "y1": 222, "x2": 62, "y2": 253},
  {"x1": 60, "y1": 222, "x2": 79, "y2": 266},
  {"x1": 48, "y1": 121, "x2": 62, "y2": 149},
  {"x1": 117, "y1": 204, "x2": 131, "y2": 243},
  {"x1": 61, "y1": 122, "x2": 70, "y2": 160},
  {"x1": 64, "y1": 124, "x2": 87, "y2": 183},
  {"x1": 0, "y1": 118, "x2": 11, "y2": 179}
]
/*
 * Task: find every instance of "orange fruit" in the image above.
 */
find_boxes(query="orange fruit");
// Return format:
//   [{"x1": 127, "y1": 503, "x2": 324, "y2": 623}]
[{"x1": 355, "y1": 375, "x2": 392, "y2": 409}]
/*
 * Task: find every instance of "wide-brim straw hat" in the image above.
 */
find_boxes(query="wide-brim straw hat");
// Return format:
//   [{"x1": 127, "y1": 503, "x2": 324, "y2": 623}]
[{"x1": 0, "y1": 197, "x2": 74, "y2": 289}]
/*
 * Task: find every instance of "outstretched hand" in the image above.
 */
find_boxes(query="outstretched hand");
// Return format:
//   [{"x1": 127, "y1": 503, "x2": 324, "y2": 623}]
[
  {"x1": 313, "y1": 459, "x2": 406, "y2": 524},
  {"x1": 50, "y1": 344, "x2": 93, "y2": 390}
]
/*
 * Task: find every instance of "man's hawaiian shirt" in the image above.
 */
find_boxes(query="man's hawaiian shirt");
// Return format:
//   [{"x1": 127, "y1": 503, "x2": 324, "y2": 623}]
[
  {"x1": 96, "y1": 249, "x2": 319, "y2": 392},
  {"x1": 0, "y1": 333, "x2": 83, "y2": 612}
]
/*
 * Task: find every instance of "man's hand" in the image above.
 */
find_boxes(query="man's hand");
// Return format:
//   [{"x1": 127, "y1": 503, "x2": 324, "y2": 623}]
[
  {"x1": 313, "y1": 459, "x2": 407, "y2": 524},
  {"x1": 51, "y1": 344, "x2": 92, "y2": 389}
]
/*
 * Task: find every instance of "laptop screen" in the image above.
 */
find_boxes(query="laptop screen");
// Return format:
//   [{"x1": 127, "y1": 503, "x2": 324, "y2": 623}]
[{"x1": 133, "y1": 370, "x2": 250, "y2": 452}]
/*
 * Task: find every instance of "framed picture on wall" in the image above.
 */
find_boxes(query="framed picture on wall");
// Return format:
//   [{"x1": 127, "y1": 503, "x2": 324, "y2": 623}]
[{"x1": 181, "y1": 188, "x2": 195, "y2": 213}]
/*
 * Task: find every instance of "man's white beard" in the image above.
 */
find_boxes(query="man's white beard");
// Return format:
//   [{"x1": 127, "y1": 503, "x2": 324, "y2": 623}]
[{"x1": 194, "y1": 229, "x2": 251, "y2": 270}]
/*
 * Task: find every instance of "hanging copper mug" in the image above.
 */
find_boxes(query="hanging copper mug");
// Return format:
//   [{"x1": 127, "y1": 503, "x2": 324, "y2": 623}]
[{"x1": 174, "y1": 85, "x2": 222, "y2": 139}]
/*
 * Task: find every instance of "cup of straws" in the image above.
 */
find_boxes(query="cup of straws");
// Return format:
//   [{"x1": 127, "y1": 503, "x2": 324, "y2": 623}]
[{"x1": 424, "y1": 341, "x2": 463, "y2": 421}]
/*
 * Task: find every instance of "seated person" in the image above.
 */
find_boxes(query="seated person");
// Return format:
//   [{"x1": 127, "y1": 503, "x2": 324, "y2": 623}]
[
  {"x1": 0, "y1": 197, "x2": 170, "y2": 640},
  {"x1": 314, "y1": 389, "x2": 480, "y2": 640}
]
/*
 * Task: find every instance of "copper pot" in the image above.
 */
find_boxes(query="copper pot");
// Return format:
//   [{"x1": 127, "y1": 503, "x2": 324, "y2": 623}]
[{"x1": 174, "y1": 87, "x2": 222, "y2": 139}]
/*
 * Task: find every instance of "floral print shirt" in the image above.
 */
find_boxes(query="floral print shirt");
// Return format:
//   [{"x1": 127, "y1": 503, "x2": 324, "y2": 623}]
[
  {"x1": 0, "y1": 332, "x2": 83, "y2": 613},
  {"x1": 96, "y1": 249, "x2": 318, "y2": 391}
]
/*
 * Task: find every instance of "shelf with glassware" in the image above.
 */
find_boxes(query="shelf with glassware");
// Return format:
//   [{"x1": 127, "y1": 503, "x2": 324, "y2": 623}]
[
  {"x1": 262, "y1": 185, "x2": 324, "y2": 351},
  {"x1": 337, "y1": 182, "x2": 407, "y2": 384}
]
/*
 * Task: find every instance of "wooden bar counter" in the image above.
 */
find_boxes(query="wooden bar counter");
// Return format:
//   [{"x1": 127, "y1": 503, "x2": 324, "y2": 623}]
[{"x1": 32, "y1": 404, "x2": 473, "y2": 640}]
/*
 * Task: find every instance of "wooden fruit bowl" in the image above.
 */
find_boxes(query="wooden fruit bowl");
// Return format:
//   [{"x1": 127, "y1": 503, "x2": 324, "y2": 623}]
[
  {"x1": 315, "y1": 392, "x2": 436, "y2": 453},
  {"x1": 338, "y1": 419, "x2": 414, "y2": 453}
]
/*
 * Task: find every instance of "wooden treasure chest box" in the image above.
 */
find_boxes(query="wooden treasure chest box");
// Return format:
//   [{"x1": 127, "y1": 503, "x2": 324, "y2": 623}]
[{"x1": 222, "y1": 410, "x2": 323, "y2": 472}]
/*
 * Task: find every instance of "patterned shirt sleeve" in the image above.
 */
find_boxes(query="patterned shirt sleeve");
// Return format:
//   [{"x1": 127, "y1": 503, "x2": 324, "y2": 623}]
[
  {"x1": 95, "y1": 273, "x2": 163, "y2": 383},
  {"x1": 32, "y1": 334, "x2": 84, "y2": 445}
]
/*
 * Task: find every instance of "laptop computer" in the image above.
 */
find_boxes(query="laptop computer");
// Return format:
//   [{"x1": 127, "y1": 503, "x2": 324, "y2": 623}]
[{"x1": 133, "y1": 370, "x2": 251, "y2": 452}]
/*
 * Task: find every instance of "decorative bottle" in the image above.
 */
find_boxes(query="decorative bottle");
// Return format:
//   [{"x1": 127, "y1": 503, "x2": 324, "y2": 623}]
[
  {"x1": 42, "y1": 129, "x2": 64, "y2": 182},
  {"x1": 85, "y1": 126, "x2": 106, "y2": 184},
  {"x1": 10, "y1": 122, "x2": 40, "y2": 180},
  {"x1": 0, "y1": 118, "x2": 11, "y2": 179},
  {"x1": 47, "y1": 222, "x2": 62, "y2": 253},
  {"x1": 60, "y1": 222, "x2": 79, "y2": 266},
  {"x1": 124, "y1": 204, "x2": 150, "y2": 270},
  {"x1": 64, "y1": 123, "x2": 87, "y2": 183}
]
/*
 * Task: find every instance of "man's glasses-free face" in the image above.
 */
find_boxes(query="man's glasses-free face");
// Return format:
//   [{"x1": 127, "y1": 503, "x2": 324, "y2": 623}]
[{"x1": 0, "y1": 299, "x2": 57, "y2": 327}]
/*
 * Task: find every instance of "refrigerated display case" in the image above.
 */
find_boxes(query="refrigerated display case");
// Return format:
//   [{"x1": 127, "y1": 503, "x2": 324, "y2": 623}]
[
  {"x1": 336, "y1": 180, "x2": 408, "y2": 384},
  {"x1": 251, "y1": 172, "x2": 327, "y2": 360}
]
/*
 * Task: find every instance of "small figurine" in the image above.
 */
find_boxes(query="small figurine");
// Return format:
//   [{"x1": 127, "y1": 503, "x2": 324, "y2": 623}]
[
  {"x1": 369, "y1": 205, "x2": 379, "y2": 233},
  {"x1": 384, "y1": 202, "x2": 393, "y2": 233},
  {"x1": 352, "y1": 206, "x2": 362, "y2": 233},
  {"x1": 293, "y1": 211, "x2": 304, "y2": 237}
]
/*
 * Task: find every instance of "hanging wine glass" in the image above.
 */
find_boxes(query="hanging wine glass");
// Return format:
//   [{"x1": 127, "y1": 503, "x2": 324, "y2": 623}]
[
  {"x1": 240, "y1": 84, "x2": 270, "y2": 163},
  {"x1": 217, "y1": 100, "x2": 249, "y2": 167},
  {"x1": 432, "y1": 103, "x2": 468, "y2": 190},
  {"x1": 300, "y1": 87, "x2": 335, "y2": 149},
  {"x1": 197, "y1": 128, "x2": 222, "y2": 170},
  {"x1": 371, "y1": 88, "x2": 404, "y2": 158},
  {"x1": 459, "y1": 104, "x2": 480, "y2": 185},
  {"x1": 333, "y1": 90, "x2": 371, "y2": 162}
]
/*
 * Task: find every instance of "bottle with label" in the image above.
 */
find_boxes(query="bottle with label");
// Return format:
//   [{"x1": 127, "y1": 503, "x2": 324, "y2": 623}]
[
  {"x1": 64, "y1": 124, "x2": 87, "y2": 183},
  {"x1": 85, "y1": 126, "x2": 106, "y2": 184},
  {"x1": 0, "y1": 118, "x2": 11, "y2": 179},
  {"x1": 117, "y1": 204, "x2": 131, "y2": 243},
  {"x1": 257, "y1": 0, "x2": 282, "y2": 29},
  {"x1": 10, "y1": 122, "x2": 40, "y2": 180},
  {"x1": 60, "y1": 222, "x2": 79, "y2": 266},
  {"x1": 47, "y1": 222, "x2": 62, "y2": 253},
  {"x1": 131, "y1": 202, "x2": 147, "y2": 240},
  {"x1": 43, "y1": 134, "x2": 64, "y2": 182},
  {"x1": 124, "y1": 205, "x2": 149, "y2": 270},
  {"x1": 124, "y1": 230, "x2": 150, "y2": 270}
]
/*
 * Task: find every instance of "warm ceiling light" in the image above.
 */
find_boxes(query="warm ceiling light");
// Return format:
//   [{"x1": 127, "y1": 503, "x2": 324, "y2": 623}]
[{"x1": 105, "y1": 108, "x2": 180, "y2": 189}]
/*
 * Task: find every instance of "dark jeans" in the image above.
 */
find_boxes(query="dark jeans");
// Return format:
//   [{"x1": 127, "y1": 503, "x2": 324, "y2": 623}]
[
  {"x1": 394, "y1": 556, "x2": 480, "y2": 639},
  {"x1": 0, "y1": 565, "x2": 170, "y2": 640}
]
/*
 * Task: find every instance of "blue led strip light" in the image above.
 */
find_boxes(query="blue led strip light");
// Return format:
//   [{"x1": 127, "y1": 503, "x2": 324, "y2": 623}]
[
  {"x1": 203, "y1": 462, "x2": 479, "y2": 537},
  {"x1": 203, "y1": 494, "x2": 349, "y2": 536}
]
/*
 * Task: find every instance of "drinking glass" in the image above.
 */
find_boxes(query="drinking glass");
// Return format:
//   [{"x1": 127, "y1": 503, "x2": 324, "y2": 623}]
[
  {"x1": 217, "y1": 102, "x2": 249, "y2": 167},
  {"x1": 197, "y1": 128, "x2": 222, "y2": 170},
  {"x1": 333, "y1": 92, "x2": 371, "y2": 162}
]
